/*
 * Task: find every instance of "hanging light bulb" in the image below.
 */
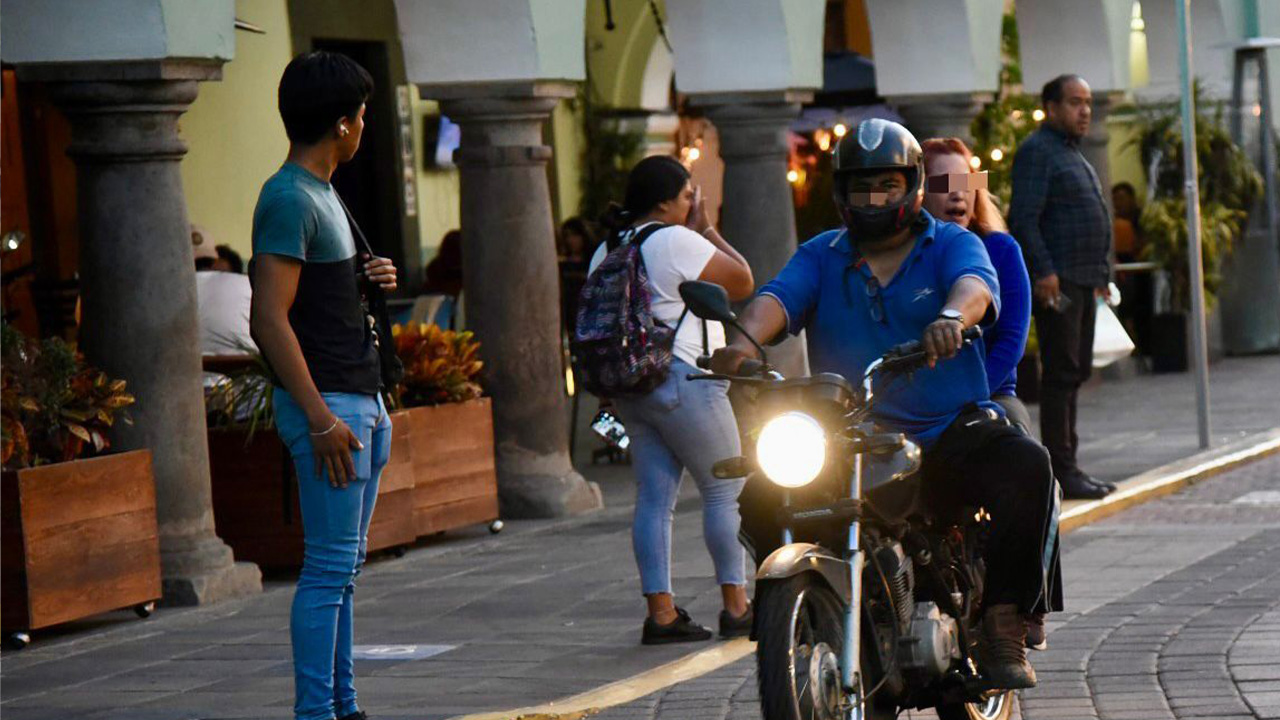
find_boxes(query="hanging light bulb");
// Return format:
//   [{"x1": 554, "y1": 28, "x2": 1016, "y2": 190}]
[
  {"x1": 787, "y1": 169, "x2": 801, "y2": 184},
  {"x1": 687, "y1": 147, "x2": 702, "y2": 162},
  {"x1": 833, "y1": 123, "x2": 848, "y2": 138},
  {"x1": 969, "y1": 156, "x2": 982, "y2": 170},
  {"x1": 990, "y1": 148, "x2": 1004, "y2": 162},
  {"x1": 1032, "y1": 109, "x2": 1046, "y2": 122}
]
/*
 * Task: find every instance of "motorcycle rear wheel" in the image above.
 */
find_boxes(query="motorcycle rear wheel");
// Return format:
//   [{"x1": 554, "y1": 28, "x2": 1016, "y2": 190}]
[
  {"x1": 755, "y1": 573, "x2": 894, "y2": 720},
  {"x1": 935, "y1": 691, "x2": 1015, "y2": 720}
]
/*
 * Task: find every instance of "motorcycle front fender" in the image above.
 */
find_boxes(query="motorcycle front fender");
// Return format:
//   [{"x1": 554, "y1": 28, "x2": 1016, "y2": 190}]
[{"x1": 756, "y1": 542, "x2": 852, "y2": 605}]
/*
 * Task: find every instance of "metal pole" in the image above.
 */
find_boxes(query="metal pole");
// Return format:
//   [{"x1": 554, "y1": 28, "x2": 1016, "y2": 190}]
[{"x1": 1177, "y1": 0, "x2": 1212, "y2": 449}]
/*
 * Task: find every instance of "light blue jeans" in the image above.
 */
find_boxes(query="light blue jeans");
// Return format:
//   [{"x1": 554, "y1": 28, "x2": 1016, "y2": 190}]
[
  {"x1": 274, "y1": 389, "x2": 392, "y2": 720},
  {"x1": 613, "y1": 359, "x2": 747, "y2": 595}
]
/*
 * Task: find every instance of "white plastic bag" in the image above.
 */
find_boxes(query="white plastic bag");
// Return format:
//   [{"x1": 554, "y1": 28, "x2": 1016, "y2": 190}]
[{"x1": 1093, "y1": 299, "x2": 1136, "y2": 368}]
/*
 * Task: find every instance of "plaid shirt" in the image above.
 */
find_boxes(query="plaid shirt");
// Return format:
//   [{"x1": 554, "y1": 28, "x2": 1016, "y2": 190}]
[{"x1": 1008, "y1": 125, "x2": 1112, "y2": 287}]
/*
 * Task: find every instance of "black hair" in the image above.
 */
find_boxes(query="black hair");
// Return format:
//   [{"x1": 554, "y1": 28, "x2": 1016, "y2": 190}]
[
  {"x1": 215, "y1": 245, "x2": 244, "y2": 274},
  {"x1": 600, "y1": 155, "x2": 691, "y2": 232},
  {"x1": 1112, "y1": 181, "x2": 1136, "y2": 197},
  {"x1": 278, "y1": 51, "x2": 374, "y2": 145},
  {"x1": 195, "y1": 257, "x2": 216, "y2": 271},
  {"x1": 558, "y1": 216, "x2": 598, "y2": 256},
  {"x1": 1042, "y1": 74, "x2": 1085, "y2": 106}
]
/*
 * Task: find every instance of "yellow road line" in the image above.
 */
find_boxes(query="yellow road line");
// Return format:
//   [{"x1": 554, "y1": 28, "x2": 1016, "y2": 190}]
[{"x1": 446, "y1": 638, "x2": 755, "y2": 720}]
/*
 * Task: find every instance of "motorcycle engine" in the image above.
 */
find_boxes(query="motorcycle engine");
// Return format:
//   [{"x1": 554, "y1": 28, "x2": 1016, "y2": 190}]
[{"x1": 896, "y1": 602, "x2": 962, "y2": 679}]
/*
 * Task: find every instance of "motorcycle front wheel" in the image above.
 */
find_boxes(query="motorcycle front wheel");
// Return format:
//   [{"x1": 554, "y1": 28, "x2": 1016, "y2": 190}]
[
  {"x1": 936, "y1": 691, "x2": 1015, "y2": 720},
  {"x1": 755, "y1": 573, "x2": 894, "y2": 720}
]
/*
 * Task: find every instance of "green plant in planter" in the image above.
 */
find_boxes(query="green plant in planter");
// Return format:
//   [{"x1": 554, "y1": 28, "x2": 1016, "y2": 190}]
[
  {"x1": 971, "y1": 11, "x2": 1040, "y2": 210},
  {"x1": 1139, "y1": 198, "x2": 1246, "y2": 312},
  {"x1": 203, "y1": 344, "x2": 275, "y2": 439},
  {"x1": 1, "y1": 321, "x2": 135, "y2": 469},
  {"x1": 1125, "y1": 85, "x2": 1262, "y2": 312}
]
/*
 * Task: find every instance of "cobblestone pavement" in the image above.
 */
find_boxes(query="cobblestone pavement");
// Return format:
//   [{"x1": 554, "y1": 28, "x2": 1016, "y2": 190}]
[{"x1": 591, "y1": 453, "x2": 1280, "y2": 720}]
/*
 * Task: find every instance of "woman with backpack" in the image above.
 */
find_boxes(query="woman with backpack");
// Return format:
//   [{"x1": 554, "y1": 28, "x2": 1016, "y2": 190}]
[{"x1": 585, "y1": 155, "x2": 755, "y2": 644}]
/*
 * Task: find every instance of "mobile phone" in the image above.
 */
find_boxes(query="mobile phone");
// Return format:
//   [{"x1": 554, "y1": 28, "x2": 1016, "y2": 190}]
[
  {"x1": 1050, "y1": 292, "x2": 1073, "y2": 313},
  {"x1": 591, "y1": 410, "x2": 630, "y2": 450}
]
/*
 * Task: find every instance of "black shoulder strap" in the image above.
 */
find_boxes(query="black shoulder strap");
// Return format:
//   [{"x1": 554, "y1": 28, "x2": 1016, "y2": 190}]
[{"x1": 334, "y1": 192, "x2": 376, "y2": 259}]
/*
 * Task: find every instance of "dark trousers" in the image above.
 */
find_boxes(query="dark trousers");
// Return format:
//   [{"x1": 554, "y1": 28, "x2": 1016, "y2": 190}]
[
  {"x1": 922, "y1": 408, "x2": 1063, "y2": 615},
  {"x1": 1033, "y1": 280, "x2": 1098, "y2": 481}
]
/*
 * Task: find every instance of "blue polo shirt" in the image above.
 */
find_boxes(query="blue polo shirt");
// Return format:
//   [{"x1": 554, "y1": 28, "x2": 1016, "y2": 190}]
[{"x1": 759, "y1": 211, "x2": 1001, "y2": 448}]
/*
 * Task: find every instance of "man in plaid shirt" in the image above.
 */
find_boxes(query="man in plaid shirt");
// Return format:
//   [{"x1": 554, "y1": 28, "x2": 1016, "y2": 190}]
[{"x1": 1009, "y1": 74, "x2": 1115, "y2": 500}]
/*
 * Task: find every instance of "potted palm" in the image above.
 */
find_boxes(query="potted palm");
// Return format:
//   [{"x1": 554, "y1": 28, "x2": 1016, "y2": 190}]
[
  {"x1": 391, "y1": 323, "x2": 501, "y2": 537},
  {"x1": 1, "y1": 322, "x2": 159, "y2": 647},
  {"x1": 1127, "y1": 88, "x2": 1261, "y2": 372}
]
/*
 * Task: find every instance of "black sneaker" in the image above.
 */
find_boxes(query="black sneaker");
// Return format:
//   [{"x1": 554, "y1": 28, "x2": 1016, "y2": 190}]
[
  {"x1": 719, "y1": 602, "x2": 753, "y2": 639},
  {"x1": 642, "y1": 607, "x2": 713, "y2": 645},
  {"x1": 337, "y1": 712, "x2": 367, "y2": 720}
]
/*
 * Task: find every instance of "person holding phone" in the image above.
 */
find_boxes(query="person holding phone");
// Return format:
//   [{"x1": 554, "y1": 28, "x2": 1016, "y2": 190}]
[
  {"x1": 249, "y1": 51, "x2": 396, "y2": 720},
  {"x1": 586, "y1": 156, "x2": 755, "y2": 644},
  {"x1": 1009, "y1": 75, "x2": 1115, "y2": 499}
]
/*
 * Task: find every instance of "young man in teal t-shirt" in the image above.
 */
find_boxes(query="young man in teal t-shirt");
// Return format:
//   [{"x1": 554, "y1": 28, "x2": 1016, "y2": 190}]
[{"x1": 250, "y1": 51, "x2": 397, "y2": 720}]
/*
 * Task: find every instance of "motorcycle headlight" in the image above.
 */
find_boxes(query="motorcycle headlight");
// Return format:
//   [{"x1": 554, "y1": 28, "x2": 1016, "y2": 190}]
[{"x1": 756, "y1": 412, "x2": 826, "y2": 488}]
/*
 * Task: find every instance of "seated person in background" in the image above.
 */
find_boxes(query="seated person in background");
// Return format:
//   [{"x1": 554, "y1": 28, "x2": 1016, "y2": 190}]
[
  {"x1": 423, "y1": 229, "x2": 463, "y2": 297},
  {"x1": 193, "y1": 224, "x2": 255, "y2": 356},
  {"x1": 558, "y1": 217, "x2": 597, "y2": 336},
  {"x1": 215, "y1": 244, "x2": 246, "y2": 274},
  {"x1": 1111, "y1": 182, "x2": 1143, "y2": 264}
]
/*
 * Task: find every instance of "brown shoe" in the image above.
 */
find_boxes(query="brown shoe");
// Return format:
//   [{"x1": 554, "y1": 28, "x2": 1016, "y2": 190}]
[
  {"x1": 978, "y1": 604, "x2": 1038, "y2": 689},
  {"x1": 1025, "y1": 612, "x2": 1047, "y2": 651}
]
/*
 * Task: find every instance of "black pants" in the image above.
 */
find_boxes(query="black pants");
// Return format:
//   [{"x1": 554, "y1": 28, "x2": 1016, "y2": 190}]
[
  {"x1": 922, "y1": 408, "x2": 1063, "y2": 615},
  {"x1": 1033, "y1": 280, "x2": 1098, "y2": 481}
]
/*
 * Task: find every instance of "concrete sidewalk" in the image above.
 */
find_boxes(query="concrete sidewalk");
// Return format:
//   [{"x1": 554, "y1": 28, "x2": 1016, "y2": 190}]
[{"x1": 1, "y1": 355, "x2": 1278, "y2": 720}]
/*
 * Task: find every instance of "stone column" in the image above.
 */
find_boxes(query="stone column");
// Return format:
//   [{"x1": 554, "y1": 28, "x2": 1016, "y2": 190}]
[
  {"x1": 24, "y1": 61, "x2": 261, "y2": 605},
  {"x1": 699, "y1": 93, "x2": 811, "y2": 377},
  {"x1": 431, "y1": 83, "x2": 602, "y2": 519},
  {"x1": 889, "y1": 92, "x2": 994, "y2": 146},
  {"x1": 1080, "y1": 91, "x2": 1122, "y2": 216}
]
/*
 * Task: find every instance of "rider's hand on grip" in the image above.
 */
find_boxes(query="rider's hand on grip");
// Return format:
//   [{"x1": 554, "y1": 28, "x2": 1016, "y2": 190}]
[{"x1": 709, "y1": 344, "x2": 754, "y2": 375}]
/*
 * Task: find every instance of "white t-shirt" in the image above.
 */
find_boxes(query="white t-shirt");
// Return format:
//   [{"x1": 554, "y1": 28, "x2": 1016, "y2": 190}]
[
  {"x1": 196, "y1": 270, "x2": 256, "y2": 356},
  {"x1": 588, "y1": 223, "x2": 726, "y2": 368}
]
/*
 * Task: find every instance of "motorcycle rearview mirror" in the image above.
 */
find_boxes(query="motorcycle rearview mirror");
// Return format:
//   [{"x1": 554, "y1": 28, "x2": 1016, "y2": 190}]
[
  {"x1": 678, "y1": 280, "x2": 772, "y2": 368},
  {"x1": 678, "y1": 281, "x2": 736, "y2": 323}
]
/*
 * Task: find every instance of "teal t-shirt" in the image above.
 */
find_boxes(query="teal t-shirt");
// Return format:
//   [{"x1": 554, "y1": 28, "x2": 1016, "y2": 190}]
[{"x1": 251, "y1": 163, "x2": 381, "y2": 395}]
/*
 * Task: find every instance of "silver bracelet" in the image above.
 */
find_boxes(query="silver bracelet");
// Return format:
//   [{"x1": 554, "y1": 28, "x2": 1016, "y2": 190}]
[{"x1": 309, "y1": 418, "x2": 339, "y2": 436}]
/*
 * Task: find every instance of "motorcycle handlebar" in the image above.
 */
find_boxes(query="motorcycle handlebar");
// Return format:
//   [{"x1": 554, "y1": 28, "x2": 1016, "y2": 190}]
[{"x1": 694, "y1": 354, "x2": 765, "y2": 376}]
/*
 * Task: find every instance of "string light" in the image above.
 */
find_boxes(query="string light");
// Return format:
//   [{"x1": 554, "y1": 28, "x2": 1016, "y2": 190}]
[
  {"x1": 1032, "y1": 109, "x2": 1046, "y2": 122},
  {"x1": 969, "y1": 156, "x2": 982, "y2": 170},
  {"x1": 990, "y1": 148, "x2": 1004, "y2": 162},
  {"x1": 787, "y1": 169, "x2": 801, "y2": 184},
  {"x1": 833, "y1": 123, "x2": 848, "y2": 138},
  {"x1": 815, "y1": 128, "x2": 831, "y2": 152},
  {"x1": 687, "y1": 147, "x2": 701, "y2": 162}
]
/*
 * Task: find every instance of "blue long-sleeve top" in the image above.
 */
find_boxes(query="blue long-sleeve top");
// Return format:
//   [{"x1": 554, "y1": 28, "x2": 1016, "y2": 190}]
[{"x1": 981, "y1": 231, "x2": 1032, "y2": 397}]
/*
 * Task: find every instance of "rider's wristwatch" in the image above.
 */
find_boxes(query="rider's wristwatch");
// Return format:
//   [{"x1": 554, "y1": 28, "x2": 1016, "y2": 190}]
[{"x1": 936, "y1": 308, "x2": 965, "y2": 326}]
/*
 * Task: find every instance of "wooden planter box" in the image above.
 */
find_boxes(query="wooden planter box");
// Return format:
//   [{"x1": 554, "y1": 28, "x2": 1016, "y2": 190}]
[
  {"x1": 399, "y1": 398, "x2": 500, "y2": 537},
  {"x1": 1, "y1": 450, "x2": 161, "y2": 634},
  {"x1": 208, "y1": 415, "x2": 417, "y2": 570}
]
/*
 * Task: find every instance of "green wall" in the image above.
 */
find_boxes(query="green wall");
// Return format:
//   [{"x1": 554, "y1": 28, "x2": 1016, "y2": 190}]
[{"x1": 180, "y1": 0, "x2": 293, "y2": 260}]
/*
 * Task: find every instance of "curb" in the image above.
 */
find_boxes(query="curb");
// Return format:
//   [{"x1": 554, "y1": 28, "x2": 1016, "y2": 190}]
[{"x1": 1059, "y1": 427, "x2": 1280, "y2": 533}]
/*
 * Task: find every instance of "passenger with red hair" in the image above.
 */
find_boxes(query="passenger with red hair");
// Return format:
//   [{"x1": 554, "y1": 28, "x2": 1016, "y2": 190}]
[{"x1": 921, "y1": 137, "x2": 1062, "y2": 653}]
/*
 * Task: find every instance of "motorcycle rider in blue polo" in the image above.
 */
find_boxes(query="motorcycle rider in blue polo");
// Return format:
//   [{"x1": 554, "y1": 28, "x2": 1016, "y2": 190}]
[{"x1": 711, "y1": 119, "x2": 1060, "y2": 689}]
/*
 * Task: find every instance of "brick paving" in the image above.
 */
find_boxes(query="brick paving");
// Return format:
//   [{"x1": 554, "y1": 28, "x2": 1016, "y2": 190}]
[
  {"x1": 593, "y1": 454, "x2": 1280, "y2": 720},
  {"x1": 0, "y1": 357, "x2": 1277, "y2": 720}
]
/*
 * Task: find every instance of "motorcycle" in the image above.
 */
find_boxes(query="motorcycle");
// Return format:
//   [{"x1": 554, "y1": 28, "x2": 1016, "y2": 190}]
[{"x1": 678, "y1": 280, "x2": 1014, "y2": 720}]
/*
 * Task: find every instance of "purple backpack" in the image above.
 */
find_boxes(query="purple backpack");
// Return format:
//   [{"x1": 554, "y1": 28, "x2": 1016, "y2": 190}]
[{"x1": 572, "y1": 224, "x2": 684, "y2": 398}]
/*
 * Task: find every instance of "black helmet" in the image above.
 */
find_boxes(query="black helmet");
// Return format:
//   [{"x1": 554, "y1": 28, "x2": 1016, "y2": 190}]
[{"x1": 831, "y1": 119, "x2": 925, "y2": 241}]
